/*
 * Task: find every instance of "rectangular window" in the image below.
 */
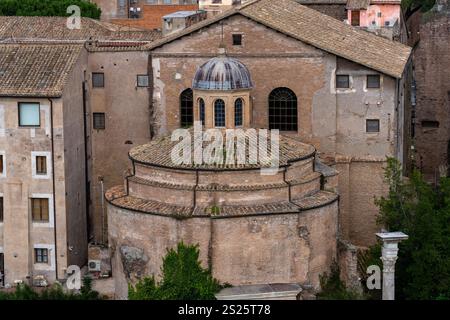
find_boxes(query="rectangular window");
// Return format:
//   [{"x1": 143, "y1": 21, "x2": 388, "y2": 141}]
[
  {"x1": 137, "y1": 75, "x2": 149, "y2": 87},
  {"x1": 366, "y1": 119, "x2": 380, "y2": 133},
  {"x1": 93, "y1": 113, "x2": 106, "y2": 130},
  {"x1": 232, "y1": 34, "x2": 242, "y2": 46},
  {"x1": 421, "y1": 120, "x2": 439, "y2": 128},
  {"x1": 18, "y1": 103, "x2": 40, "y2": 127},
  {"x1": 31, "y1": 198, "x2": 49, "y2": 222},
  {"x1": 36, "y1": 156, "x2": 47, "y2": 175},
  {"x1": 34, "y1": 248, "x2": 48, "y2": 264},
  {"x1": 0, "y1": 155, "x2": 3, "y2": 175},
  {"x1": 351, "y1": 10, "x2": 360, "y2": 26},
  {"x1": 92, "y1": 73, "x2": 105, "y2": 88},
  {"x1": 336, "y1": 75, "x2": 350, "y2": 89},
  {"x1": 367, "y1": 75, "x2": 381, "y2": 89},
  {"x1": 0, "y1": 197, "x2": 3, "y2": 222}
]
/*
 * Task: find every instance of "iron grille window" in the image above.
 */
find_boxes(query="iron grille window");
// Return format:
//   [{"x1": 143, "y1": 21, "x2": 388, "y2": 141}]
[
  {"x1": 199, "y1": 98, "x2": 205, "y2": 126},
  {"x1": 214, "y1": 99, "x2": 226, "y2": 127},
  {"x1": 92, "y1": 72, "x2": 104, "y2": 88},
  {"x1": 235, "y1": 98, "x2": 243, "y2": 127},
  {"x1": 93, "y1": 113, "x2": 106, "y2": 130},
  {"x1": 269, "y1": 88, "x2": 298, "y2": 131},
  {"x1": 0, "y1": 197, "x2": 3, "y2": 222},
  {"x1": 336, "y1": 75, "x2": 350, "y2": 89},
  {"x1": 31, "y1": 198, "x2": 49, "y2": 222},
  {"x1": 35, "y1": 248, "x2": 48, "y2": 264},
  {"x1": 180, "y1": 89, "x2": 194, "y2": 128},
  {"x1": 36, "y1": 156, "x2": 47, "y2": 175},
  {"x1": 367, "y1": 75, "x2": 380, "y2": 89},
  {"x1": 366, "y1": 119, "x2": 380, "y2": 133}
]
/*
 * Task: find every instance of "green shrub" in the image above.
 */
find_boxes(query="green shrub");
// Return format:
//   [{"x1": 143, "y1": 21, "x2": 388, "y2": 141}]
[
  {"x1": 129, "y1": 242, "x2": 223, "y2": 300},
  {"x1": 316, "y1": 262, "x2": 364, "y2": 300}
]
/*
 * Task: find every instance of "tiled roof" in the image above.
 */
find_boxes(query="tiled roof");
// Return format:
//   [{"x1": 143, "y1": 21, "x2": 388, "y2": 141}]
[
  {"x1": 0, "y1": 16, "x2": 161, "y2": 42},
  {"x1": 0, "y1": 43, "x2": 83, "y2": 97},
  {"x1": 129, "y1": 129, "x2": 316, "y2": 170},
  {"x1": 149, "y1": 0, "x2": 411, "y2": 78},
  {"x1": 296, "y1": 0, "x2": 347, "y2": 4},
  {"x1": 105, "y1": 186, "x2": 338, "y2": 218},
  {"x1": 346, "y1": 0, "x2": 371, "y2": 9}
]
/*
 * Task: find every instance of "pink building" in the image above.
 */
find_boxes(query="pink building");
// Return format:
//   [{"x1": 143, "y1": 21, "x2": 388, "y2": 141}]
[{"x1": 346, "y1": 0, "x2": 402, "y2": 38}]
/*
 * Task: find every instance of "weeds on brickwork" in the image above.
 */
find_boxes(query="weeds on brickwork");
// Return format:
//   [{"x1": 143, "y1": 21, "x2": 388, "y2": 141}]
[{"x1": 316, "y1": 261, "x2": 365, "y2": 300}]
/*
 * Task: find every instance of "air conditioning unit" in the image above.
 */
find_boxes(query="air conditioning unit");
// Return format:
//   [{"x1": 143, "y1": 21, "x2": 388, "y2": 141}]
[{"x1": 88, "y1": 260, "x2": 101, "y2": 272}]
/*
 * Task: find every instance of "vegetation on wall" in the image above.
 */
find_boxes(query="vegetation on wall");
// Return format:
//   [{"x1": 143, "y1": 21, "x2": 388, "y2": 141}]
[
  {"x1": 128, "y1": 242, "x2": 223, "y2": 300},
  {"x1": 0, "y1": 0, "x2": 101, "y2": 19},
  {"x1": 316, "y1": 262, "x2": 364, "y2": 300},
  {"x1": 0, "y1": 277, "x2": 101, "y2": 300},
  {"x1": 374, "y1": 158, "x2": 450, "y2": 300}
]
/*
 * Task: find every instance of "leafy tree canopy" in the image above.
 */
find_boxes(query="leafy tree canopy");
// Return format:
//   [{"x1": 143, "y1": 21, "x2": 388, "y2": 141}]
[
  {"x1": 129, "y1": 242, "x2": 223, "y2": 300},
  {"x1": 402, "y1": 0, "x2": 437, "y2": 14},
  {"x1": 0, "y1": 0, "x2": 101, "y2": 19},
  {"x1": 375, "y1": 158, "x2": 450, "y2": 300}
]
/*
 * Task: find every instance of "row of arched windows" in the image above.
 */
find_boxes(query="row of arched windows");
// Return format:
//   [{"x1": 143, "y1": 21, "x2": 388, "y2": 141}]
[{"x1": 180, "y1": 87, "x2": 298, "y2": 131}]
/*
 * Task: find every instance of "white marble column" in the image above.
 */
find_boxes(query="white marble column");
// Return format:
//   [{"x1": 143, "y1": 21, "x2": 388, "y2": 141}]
[{"x1": 376, "y1": 232, "x2": 409, "y2": 300}]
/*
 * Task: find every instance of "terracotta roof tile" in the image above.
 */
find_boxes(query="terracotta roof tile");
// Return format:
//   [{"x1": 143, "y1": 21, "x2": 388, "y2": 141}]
[
  {"x1": 148, "y1": 0, "x2": 411, "y2": 78},
  {"x1": 0, "y1": 43, "x2": 83, "y2": 97}
]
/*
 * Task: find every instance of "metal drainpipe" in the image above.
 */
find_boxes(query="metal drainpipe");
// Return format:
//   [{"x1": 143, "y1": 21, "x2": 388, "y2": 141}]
[
  {"x1": 100, "y1": 178, "x2": 105, "y2": 245},
  {"x1": 48, "y1": 98, "x2": 59, "y2": 281}
]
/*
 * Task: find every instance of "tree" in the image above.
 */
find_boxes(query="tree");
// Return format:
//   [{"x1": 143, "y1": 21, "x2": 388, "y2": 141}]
[
  {"x1": 402, "y1": 0, "x2": 436, "y2": 19},
  {"x1": 375, "y1": 158, "x2": 450, "y2": 299},
  {"x1": 0, "y1": 0, "x2": 101, "y2": 19},
  {"x1": 316, "y1": 262, "x2": 364, "y2": 300},
  {"x1": 129, "y1": 243, "x2": 223, "y2": 300},
  {"x1": 0, "y1": 276, "x2": 101, "y2": 300}
]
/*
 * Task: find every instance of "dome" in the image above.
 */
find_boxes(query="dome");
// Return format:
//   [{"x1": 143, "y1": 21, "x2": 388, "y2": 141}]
[{"x1": 193, "y1": 56, "x2": 253, "y2": 90}]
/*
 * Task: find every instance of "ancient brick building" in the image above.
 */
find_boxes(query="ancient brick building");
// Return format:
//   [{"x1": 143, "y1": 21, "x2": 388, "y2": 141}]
[{"x1": 408, "y1": 1, "x2": 450, "y2": 181}]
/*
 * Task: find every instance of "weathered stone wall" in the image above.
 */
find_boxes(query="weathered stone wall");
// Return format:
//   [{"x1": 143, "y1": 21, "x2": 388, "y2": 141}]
[
  {"x1": 108, "y1": 200, "x2": 338, "y2": 299},
  {"x1": 88, "y1": 50, "x2": 152, "y2": 242},
  {"x1": 409, "y1": 4, "x2": 450, "y2": 180}
]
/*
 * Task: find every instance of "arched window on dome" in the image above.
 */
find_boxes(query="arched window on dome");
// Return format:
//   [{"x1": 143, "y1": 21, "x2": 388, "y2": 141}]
[
  {"x1": 214, "y1": 99, "x2": 226, "y2": 128},
  {"x1": 180, "y1": 88, "x2": 193, "y2": 128},
  {"x1": 269, "y1": 88, "x2": 298, "y2": 131},
  {"x1": 198, "y1": 98, "x2": 205, "y2": 126},
  {"x1": 235, "y1": 98, "x2": 243, "y2": 127}
]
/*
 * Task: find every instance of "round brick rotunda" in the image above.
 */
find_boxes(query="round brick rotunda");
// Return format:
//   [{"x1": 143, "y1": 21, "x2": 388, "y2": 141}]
[{"x1": 106, "y1": 130, "x2": 339, "y2": 299}]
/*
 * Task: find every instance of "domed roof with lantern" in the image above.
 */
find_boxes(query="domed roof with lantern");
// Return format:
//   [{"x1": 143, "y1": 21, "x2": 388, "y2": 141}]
[{"x1": 193, "y1": 51, "x2": 253, "y2": 91}]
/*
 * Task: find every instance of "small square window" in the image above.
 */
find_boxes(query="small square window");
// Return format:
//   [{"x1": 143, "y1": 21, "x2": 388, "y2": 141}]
[
  {"x1": 0, "y1": 197, "x2": 3, "y2": 222},
  {"x1": 92, "y1": 73, "x2": 105, "y2": 88},
  {"x1": 93, "y1": 113, "x2": 106, "y2": 130},
  {"x1": 232, "y1": 34, "x2": 242, "y2": 46},
  {"x1": 336, "y1": 75, "x2": 350, "y2": 89},
  {"x1": 367, "y1": 75, "x2": 380, "y2": 89},
  {"x1": 31, "y1": 198, "x2": 49, "y2": 222},
  {"x1": 366, "y1": 119, "x2": 380, "y2": 133},
  {"x1": 18, "y1": 103, "x2": 40, "y2": 127},
  {"x1": 34, "y1": 248, "x2": 48, "y2": 264},
  {"x1": 137, "y1": 75, "x2": 149, "y2": 87},
  {"x1": 36, "y1": 156, "x2": 47, "y2": 175}
]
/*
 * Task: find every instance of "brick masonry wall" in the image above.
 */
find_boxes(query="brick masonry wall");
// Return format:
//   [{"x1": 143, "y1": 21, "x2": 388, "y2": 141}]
[
  {"x1": 410, "y1": 7, "x2": 450, "y2": 179},
  {"x1": 111, "y1": 5, "x2": 199, "y2": 30}
]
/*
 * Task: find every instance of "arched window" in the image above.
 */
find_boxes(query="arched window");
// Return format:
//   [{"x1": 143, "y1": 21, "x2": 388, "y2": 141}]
[
  {"x1": 214, "y1": 99, "x2": 226, "y2": 127},
  {"x1": 235, "y1": 98, "x2": 243, "y2": 127},
  {"x1": 180, "y1": 88, "x2": 193, "y2": 128},
  {"x1": 199, "y1": 98, "x2": 205, "y2": 126},
  {"x1": 269, "y1": 88, "x2": 298, "y2": 131}
]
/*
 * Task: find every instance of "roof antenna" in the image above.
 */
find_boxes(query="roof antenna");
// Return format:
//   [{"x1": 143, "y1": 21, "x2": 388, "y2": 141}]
[{"x1": 218, "y1": 21, "x2": 227, "y2": 56}]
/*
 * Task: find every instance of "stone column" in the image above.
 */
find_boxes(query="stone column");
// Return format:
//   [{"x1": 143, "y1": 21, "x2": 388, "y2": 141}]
[{"x1": 376, "y1": 232, "x2": 409, "y2": 300}]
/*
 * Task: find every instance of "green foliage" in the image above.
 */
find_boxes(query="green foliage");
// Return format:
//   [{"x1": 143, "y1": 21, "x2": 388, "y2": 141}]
[
  {"x1": 129, "y1": 242, "x2": 223, "y2": 300},
  {"x1": 0, "y1": 276, "x2": 101, "y2": 300},
  {"x1": 316, "y1": 262, "x2": 364, "y2": 300},
  {"x1": 0, "y1": 0, "x2": 101, "y2": 19},
  {"x1": 402, "y1": 0, "x2": 436, "y2": 13},
  {"x1": 375, "y1": 158, "x2": 450, "y2": 300},
  {"x1": 358, "y1": 244, "x2": 382, "y2": 300}
]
